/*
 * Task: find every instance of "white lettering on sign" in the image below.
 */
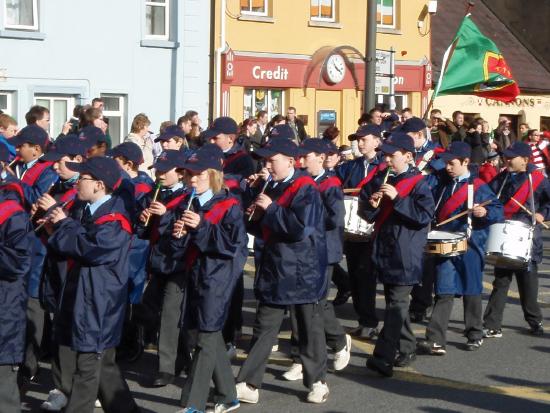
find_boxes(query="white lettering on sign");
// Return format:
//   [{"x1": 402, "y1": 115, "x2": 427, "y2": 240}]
[
  {"x1": 252, "y1": 65, "x2": 289, "y2": 81},
  {"x1": 393, "y1": 76, "x2": 404, "y2": 85}
]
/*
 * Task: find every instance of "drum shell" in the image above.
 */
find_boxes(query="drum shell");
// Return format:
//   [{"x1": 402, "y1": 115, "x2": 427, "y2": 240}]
[
  {"x1": 485, "y1": 220, "x2": 533, "y2": 269},
  {"x1": 343, "y1": 196, "x2": 374, "y2": 242},
  {"x1": 425, "y1": 231, "x2": 468, "y2": 257}
]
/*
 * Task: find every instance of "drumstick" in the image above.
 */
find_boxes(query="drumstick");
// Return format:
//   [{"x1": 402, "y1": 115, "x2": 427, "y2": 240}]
[
  {"x1": 435, "y1": 200, "x2": 492, "y2": 227},
  {"x1": 30, "y1": 180, "x2": 58, "y2": 220},
  {"x1": 34, "y1": 200, "x2": 70, "y2": 232},
  {"x1": 176, "y1": 188, "x2": 196, "y2": 238},
  {"x1": 373, "y1": 167, "x2": 392, "y2": 208},
  {"x1": 344, "y1": 188, "x2": 361, "y2": 194},
  {"x1": 144, "y1": 181, "x2": 162, "y2": 226},
  {"x1": 510, "y1": 197, "x2": 550, "y2": 229}
]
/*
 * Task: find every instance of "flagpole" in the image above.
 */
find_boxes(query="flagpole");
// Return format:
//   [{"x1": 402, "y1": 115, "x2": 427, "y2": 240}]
[{"x1": 423, "y1": 1, "x2": 476, "y2": 120}]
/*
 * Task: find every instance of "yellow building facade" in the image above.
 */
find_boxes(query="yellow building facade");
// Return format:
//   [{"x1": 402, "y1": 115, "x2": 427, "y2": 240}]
[{"x1": 213, "y1": 0, "x2": 433, "y2": 143}]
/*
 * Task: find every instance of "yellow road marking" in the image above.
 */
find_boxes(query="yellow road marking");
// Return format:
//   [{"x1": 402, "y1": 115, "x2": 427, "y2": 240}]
[{"x1": 483, "y1": 281, "x2": 550, "y2": 308}]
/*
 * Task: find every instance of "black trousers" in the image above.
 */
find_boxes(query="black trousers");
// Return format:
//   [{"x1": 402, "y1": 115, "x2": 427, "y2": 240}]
[
  {"x1": 426, "y1": 294, "x2": 483, "y2": 345},
  {"x1": 372, "y1": 284, "x2": 415, "y2": 365},
  {"x1": 51, "y1": 344, "x2": 76, "y2": 396},
  {"x1": 344, "y1": 241, "x2": 378, "y2": 328},
  {"x1": 24, "y1": 297, "x2": 46, "y2": 378},
  {"x1": 134, "y1": 275, "x2": 163, "y2": 344},
  {"x1": 237, "y1": 302, "x2": 326, "y2": 389},
  {"x1": 289, "y1": 266, "x2": 347, "y2": 362},
  {"x1": 484, "y1": 265, "x2": 543, "y2": 329},
  {"x1": 0, "y1": 365, "x2": 19, "y2": 413},
  {"x1": 158, "y1": 274, "x2": 187, "y2": 374},
  {"x1": 65, "y1": 348, "x2": 138, "y2": 413},
  {"x1": 331, "y1": 263, "x2": 351, "y2": 295},
  {"x1": 410, "y1": 256, "x2": 436, "y2": 314},
  {"x1": 223, "y1": 275, "x2": 244, "y2": 344},
  {"x1": 180, "y1": 331, "x2": 236, "y2": 410}
]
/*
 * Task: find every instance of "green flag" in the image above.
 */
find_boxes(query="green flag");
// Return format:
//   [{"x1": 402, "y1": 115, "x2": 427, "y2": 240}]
[{"x1": 435, "y1": 14, "x2": 520, "y2": 102}]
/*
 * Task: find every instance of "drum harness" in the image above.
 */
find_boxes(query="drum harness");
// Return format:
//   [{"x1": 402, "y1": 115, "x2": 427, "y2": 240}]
[
  {"x1": 496, "y1": 172, "x2": 537, "y2": 229},
  {"x1": 432, "y1": 177, "x2": 475, "y2": 239}
]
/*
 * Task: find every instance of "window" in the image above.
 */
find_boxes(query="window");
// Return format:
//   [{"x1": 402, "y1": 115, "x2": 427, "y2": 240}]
[
  {"x1": 0, "y1": 91, "x2": 14, "y2": 116},
  {"x1": 145, "y1": 0, "x2": 169, "y2": 39},
  {"x1": 377, "y1": 0, "x2": 396, "y2": 29},
  {"x1": 310, "y1": 0, "x2": 335, "y2": 22},
  {"x1": 243, "y1": 89, "x2": 284, "y2": 120},
  {"x1": 376, "y1": 93, "x2": 408, "y2": 111},
  {"x1": 540, "y1": 116, "x2": 550, "y2": 133},
  {"x1": 101, "y1": 94, "x2": 126, "y2": 146},
  {"x1": 240, "y1": 0, "x2": 268, "y2": 16},
  {"x1": 4, "y1": 0, "x2": 38, "y2": 30},
  {"x1": 34, "y1": 95, "x2": 75, "y2": 138}
]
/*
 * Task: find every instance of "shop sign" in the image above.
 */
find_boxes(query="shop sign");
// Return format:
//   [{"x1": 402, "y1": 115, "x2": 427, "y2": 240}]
[{"x1": 479, "y1": 97, "x2": 541, "y2": 107}]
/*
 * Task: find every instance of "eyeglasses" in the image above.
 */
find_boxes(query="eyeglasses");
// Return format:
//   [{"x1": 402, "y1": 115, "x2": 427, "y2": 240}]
[{"x1": 77, "y1": 177, "x2": 96, "y2": 182}]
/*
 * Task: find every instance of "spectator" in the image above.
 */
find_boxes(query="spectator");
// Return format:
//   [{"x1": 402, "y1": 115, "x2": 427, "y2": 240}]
[
  {"x1": 322, "y1": 126, "x2": 340, "y2": 146},
  {"x1": 519, "y1": 122, "x2": 530, "y2": 140},
  {"x1": 492, "y1": 115, "x2": 517, "y2": 152},
  {"x1": 0, "y1": 113, "x2": 18, "y2": 157},
  {"x1": 525, "y1": 129, "x2": 550, "y2": 172},
  {"x1": 125, "y1": 113, "x2": 155, "y2": 178},
  {"x1": 185, "y1": 110, "x2": 202, "y2": 147},
  {"x1": 286, "y1": 106, "x2": 307, "y2": 143},
  {"x1": 463, "y1": 120, "x2": 491, "y2": 165},
  {"x1": 429, "y1": 109, "x2": 450, "y2": 148},
  {"x1": 80, "y1": 107, "x2": 112, "y2": 148},
  {"x1": 238, "y1": 117, "x2": 258, "y2": 153},
  {"x1": 253, "y1": 110, "x2": 269, "y2": 144},
  {"x1": 25, "y1": 105, "x2": 50, "y2": 132},
  {"x1": 401, "y1": 107, "x2": 413, "y2": 122},
  {"x1": 478, "y1": 151, "x2": 500, "y2": 183}
]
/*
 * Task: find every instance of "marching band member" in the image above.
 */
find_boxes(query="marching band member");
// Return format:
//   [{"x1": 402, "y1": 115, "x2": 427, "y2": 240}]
[
  {"x1": 42, "y1": 156, "x2": 140, "y2": 413},
  {"x1": 418, "y1": 142, "x2": 502, "y2": 355},
  {"x1": 236, "y1": 138, "x2": 329, "y2": 404},
  {"x1": 136, "y1": 150, "x2": 189, "y2": 387},
  {"x1": 170, "y1": 144, "x2": 247, "y2": 413},
  {"x1": 0, "y1": 143, "x2": 33, "y2": 413},
  {"x1": 359, "y1": 133, "x2": 434, "y2": 376},
  {"x1": 282, "y1": 138, "x2": 351, "y2": 382},
  {"x1": 335, "y1": 124, "x2": 384, "y2": 338},
  {"x1": 483, "y1": 142, "x2": 550, "y2": 337}
]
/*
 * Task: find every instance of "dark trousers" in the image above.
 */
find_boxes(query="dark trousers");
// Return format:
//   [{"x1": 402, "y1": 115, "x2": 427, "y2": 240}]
[
  {"x1": 158, "y1": 274, "x2": 186, "y2": 374},
  {"x1": 290, "y1": 266, "x2": 347, "y2": 361},
  {"x1": 331, "y1": 263, "x2": 351, "y2": 295},
  {"x1": 65, "y1": 348, "x2": 138, "y2": 413},
  {"x1": 180, "y1": 331, "x2": 236, "y2": 410},
  {"x1": 426, "y1": 294, "x2": 483, "y2": 345},
  {"x1": 344, "y1": 241, "x2": 378, "y2": 328},
  {"x1": 24, "y1": 297, "x2": 45, "y2": 378},
  {"x1": 410, "y1": 256, "x2": 435, "y2": 314},
  {"x1": 0, "y1": 365, "x2": 19, "y2": 413},
  {"x1": 484, "y1": 265, "x2": 543, "y2": 329},
  {"x1": 372, "y1": 284, "x2": 415, "y2": 365},
  {"x1": 134, "y1": 275, "x2": 163, "y2": 344},
  {"x1": 237, "y1": 302, "x2": 326, "y2": 389},
  {"x1": 223, "y1": 275, "x2": 244, "y2": 344},
  {"x1": 52, "y1": 344, "x2": 76, "y2": 396}
]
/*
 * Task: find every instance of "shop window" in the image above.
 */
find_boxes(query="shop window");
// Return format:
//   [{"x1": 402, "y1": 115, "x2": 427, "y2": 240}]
[
  {"x1": 34, "y1": 95, "x2": 75, "y2": 138},
  {"x1": 540, "y1": 116, "x2": 550, "y2": 133},
  {"x1": 499, "y1": 113, "x2": 519, "y2": 138},
  {"x1": 4, "y1": 0, "x2": 38, "y2": 30},
  {"x1": 0, "y1": 91, "x2": 14, "y2": 116},
  {"x1": 101, "y1": 94, "x2": 127, "y2": 146},
  {"x1": 310, "y1": 0, "x2": 336, "y2": 22},
  {"x1": 244, "y1": 89, "x2": 284, "y2": 120},
  {"x1": 377, "y1": 0, "x2": 396, "y2": 29},
  {"x1": 145, "y1": 0, "x2": 169, "y2": 39},
  {"x1": 240, "y1": 0, "x2": 268, "y2": 16},
  {"x1": 376, "y1": 94, "x2": 408, "y2": 111},
  {"x1": 463, "y1": 112, "x2": 481, "y2": 127}
]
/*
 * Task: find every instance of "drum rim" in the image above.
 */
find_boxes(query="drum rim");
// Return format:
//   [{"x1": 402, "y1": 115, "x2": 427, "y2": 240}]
[
  {"x1": 498, "y1": 220, "x2": 535, "y2": 230},
  {"x1": 427, "y1": 231, "x2": 467, "y2": 242},
  {"x1": 485, "y1": 251, "x2": 531, "y2": 263}
]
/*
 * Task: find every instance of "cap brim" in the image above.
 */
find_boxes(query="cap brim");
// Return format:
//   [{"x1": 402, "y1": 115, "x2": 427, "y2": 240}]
[
  {"x1": 106, "y1": 148, "x2": 121, "y2": 158},
  {"x1": 253, "y1": 147, "x2": 277, "y2": 159},
  {"x1": 379, "y1": 143, "x2": 400, "y2": 155},
  {"x1": 8, "y1": 136, "x2": 25, "y2": 147},
  {"x1": 201, "y1": 129, "x2": 220, "y2": 140},
  {"x1": 438, "y1": 152, "x2": 460, "y2": 162},
  {"x1": 502, "y1": 149, "x2": 519, "y2": 158},
  {"x1": 65, "y1": 161, "x2": 88, "y2": 174},
  {"x1": 42, "y1": 151, "x2": 65, "y2": 161}
]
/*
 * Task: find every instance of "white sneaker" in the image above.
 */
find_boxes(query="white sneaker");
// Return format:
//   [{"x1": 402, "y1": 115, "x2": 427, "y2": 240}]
[
  {"x1": 282, "y1": 362, "x2": 303, "y2": 381},
  {"x1": 40, "y1": 389, "x2": 68, "y2": 411},
  {"x1": 95, "y1": 399, "x2": 102, "y2": 408},
  {"x1": 235, "y1": 382, "x2": 259, "y2": 404},
  {"x1": 271, "y1": 343, "x2": 279, "y2": 352},
  {"x1": 307, "y1": 381, "x2": 329, "y2": 404},
  {"x1": 334, "y1": 334, "x2": 352, "y2": 371}
]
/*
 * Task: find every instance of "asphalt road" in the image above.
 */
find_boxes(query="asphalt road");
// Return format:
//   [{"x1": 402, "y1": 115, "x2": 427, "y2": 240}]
[{"x1": 22, "y1": 235, "x2": 550, "y2": 413}]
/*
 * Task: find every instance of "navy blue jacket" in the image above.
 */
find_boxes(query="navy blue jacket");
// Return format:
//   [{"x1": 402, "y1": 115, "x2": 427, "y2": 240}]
[
  {"x1": 0, "y1": 194, "x2": 33, "y2": 365},
  {"x1": 248, "y1": 169, "x2": 328, "y2": 304},
  {"x1": 431, "y1": 173, "x2": 503, "y2": 295},
  {"x1": 168, "y1": 190, "x2": 247, "y2": 331},
  {"x1": 48, "y1": 196, "x2": 132, "y2": 352},
  {"x1": 316, "y1": 171, "x2": 344, "y2": 264},
  {"x1": 336, "y1": 153, "x2": 386, "y2": 189},
  {"x1": 223, "y1": 145, "x2": 255, "y2": 181},
  {"x1": 489, "y1": 165, "x2": 550, "y2": 264},
  {"x1": 359, "y1": 167, "x2": 434, "y2": 285}
]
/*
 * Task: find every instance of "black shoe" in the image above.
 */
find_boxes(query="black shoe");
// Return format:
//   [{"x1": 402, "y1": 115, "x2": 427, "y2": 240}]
[
  {"x1": 529, "y1": 322, "x2": 544, "y2": 336},
  {"x1": 333, "y1": 290, "x2": 352, "y2": 306},
  {"x1": 366, "y1": 356, "x2": 393, "y2": 377},
  {"x1": 151, "y1": 372, "x2": 175, "y2": 387},
  {"x1": 409, "y1": 311, "x2": 426, "y2": 323},
  {"x1": 394, "y1": 352, "x2": 416, "y2": 367},
  {"x1": 350, "y1": 326, "x2": 378, "y2": 340},
  {"x1": 465, "y1": 339, "x2": 483, "y2": 351}
]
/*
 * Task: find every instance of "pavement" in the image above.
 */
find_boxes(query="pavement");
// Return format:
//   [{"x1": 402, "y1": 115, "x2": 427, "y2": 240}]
[{"x1": 22, "y1": 239, "x2": 550, "y2": 413}]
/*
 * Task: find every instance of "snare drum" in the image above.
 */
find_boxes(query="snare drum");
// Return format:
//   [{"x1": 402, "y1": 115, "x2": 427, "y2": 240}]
[
  {"x1": 485, "y1": 220, "x2": 533, "y2": 269},
  {"x1": 425, "y1": 231, "x2": 468, "y2": 257},
  {"x1": 344, "y1": 196, "x2": 374, "y2": 241}
]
